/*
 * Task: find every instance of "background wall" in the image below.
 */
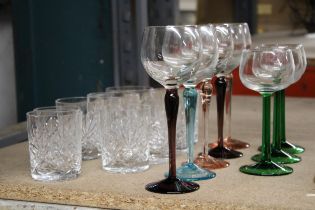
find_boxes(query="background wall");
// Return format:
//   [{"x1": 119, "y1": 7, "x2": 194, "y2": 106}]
[{"x1": 0, "y1": 9, "x2": 17, "y2": 129}]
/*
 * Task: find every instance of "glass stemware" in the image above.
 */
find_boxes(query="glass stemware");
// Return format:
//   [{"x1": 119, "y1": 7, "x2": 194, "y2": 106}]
[
  {"x1": 141, "y1": 25, "x2": 201, "y2": 193},
  {"x1": 279, "y1": 45, "x2": 307, "y2": 154},
  {"x1": 252, "y1": 44, "x2": 306, "y2": 163},
  {"x1": 239, "y1": 47, "x2": 295, "y2": 176},
  {"x1": 208, "y1": 23, "x2": 245, "y2": 159},
  {"x1": 171, "y1": 25, "x2": 218, "y2": 181},
  {"x1": 194, "y1": 25, "x2": 231, "y2": 169},
  {"x1": 224, "y1": 23, "x2": 251, "y2": 150}
]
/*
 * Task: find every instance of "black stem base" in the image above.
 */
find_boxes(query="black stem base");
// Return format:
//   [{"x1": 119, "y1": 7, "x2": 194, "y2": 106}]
[
  {"x1": 208, "y1": 146, "x2": 243, "y2": 159},
  {"x1": 145, "y1": 177, "x2": 199, "y2": 194}
]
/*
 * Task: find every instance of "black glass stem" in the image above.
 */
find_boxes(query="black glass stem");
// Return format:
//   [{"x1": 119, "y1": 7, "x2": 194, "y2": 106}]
[
  {"x1": 145, "y1": 88, "x2": 199, "y2": 194},
  {"x1": 208, "y1": 76, "x2": 243, "y2": 159}
]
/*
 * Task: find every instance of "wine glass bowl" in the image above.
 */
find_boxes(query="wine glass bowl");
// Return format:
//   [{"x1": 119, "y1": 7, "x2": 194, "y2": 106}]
[
  {"x1": 141, "y1": 26, "x2": 201, "y2": 87},
  {"x1": 141, "y1": 25, "x2": 202, "y2": 193},
  {"x1": 239, "y1": 47, "x2": 295, "y2": 176}
]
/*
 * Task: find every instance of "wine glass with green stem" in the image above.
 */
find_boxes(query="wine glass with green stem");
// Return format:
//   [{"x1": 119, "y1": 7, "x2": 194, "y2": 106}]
[
  {"x1": 252, "y1": 44, "x2": 306, "y2": 163},
  {"x1": 193, "y1": 24, "x2": 232, "y2": 169},
  {"x1": 141, "y1": 25, "x2": 202, "y2": 193},
  {"x1": 208, "y1": 23, "x2": 247, "y2": 159},
  {"x1": 239, "y1": 47, "x2": 296, "y2": 176},
  {"x1": 170, "y1": 24, "x2": 218, "y2": 181},
  {"x1": 278, "y1": 45, "x2": 307, "y2": 154}
]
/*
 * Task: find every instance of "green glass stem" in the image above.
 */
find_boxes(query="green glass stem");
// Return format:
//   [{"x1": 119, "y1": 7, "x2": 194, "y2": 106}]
[
  {"x1": 279, "y1": 89, "x2": 286, "y2": 144},
  {"x1": 273, "y1": 91, "x2": 282, "y2": 150},
  {"x1": 279, "y1": 89, "x2": 305, "y2": 154},
  {"x1": 183, "y1": 87, "x2": 198, "y2": 163},
  {"x1": 252, "y1": 90, "x2": 301, "y2": 164},
  {"x1": 239, "y1": 92, "x2": 293, "y2": 176},
  {"x1": 261, "y1": 92, "x2": 272, "y2": 162}
]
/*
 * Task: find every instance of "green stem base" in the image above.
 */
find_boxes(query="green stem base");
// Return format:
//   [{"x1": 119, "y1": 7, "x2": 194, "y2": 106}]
[
  {"x1": 251, "y1": 148, "x2": 301, "y2": 164},
  {"x1": 281, "y1": 141, "x2": 305, "y2": 154},
  {"x1": 239, "y1": 161, "x2": 293, "y2": 176}
]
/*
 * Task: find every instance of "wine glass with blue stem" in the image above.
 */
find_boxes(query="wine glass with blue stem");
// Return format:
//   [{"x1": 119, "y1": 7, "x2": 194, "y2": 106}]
[
  {"x1": 141, "y1": 25, "x2": 202, "y2": 193},
  {"x1": 168, "y1": 24, "x2": 218, "y2": 181}
]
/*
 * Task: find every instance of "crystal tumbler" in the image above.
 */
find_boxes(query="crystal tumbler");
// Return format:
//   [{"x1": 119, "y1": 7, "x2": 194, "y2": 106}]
[
  {"x1": 27, "y1": 108, "x2": 82, "y2": 181},
  {"x1": 101, "y1": 94, "x2": 151, "y2": 173},
  {"x1": 56, "y1": 97, "x2": 101, "y2": 160}
]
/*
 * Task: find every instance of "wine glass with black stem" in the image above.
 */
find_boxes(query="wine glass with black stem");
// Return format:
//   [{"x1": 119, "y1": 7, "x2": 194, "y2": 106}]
[
  {"x1": 141, "y1": 25, "x2": 202, "y2": 193},
  {"x1": 208, "y1": 23, "x2": 246, "y2": 159}
]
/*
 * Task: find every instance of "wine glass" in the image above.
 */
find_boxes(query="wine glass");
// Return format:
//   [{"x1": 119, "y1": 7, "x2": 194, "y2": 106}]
[
  {"x1": 194, "y1": 24, "x2": 231, "y2": 169},
  {"x1": 239, "y1": 47, "x2": 295, "y2": 176},
  {"x1": 169, "y1": 24, "x2": 218, "y2": 181},
  {"x1": 252, "y1": 44, "x2": 306, "y2": 163},
  {"x1": 224, "y1": 23, "x2": 251, "y2": 150},
  {"x1": 278, "y1": 45, "x2": 307, "y2": 154},
  {"x1": 141, "y1": 25, "x2": 202, "y2": 193},
  {"x1": 208, "y1": 23, "x2": 246, "y2": 159}
]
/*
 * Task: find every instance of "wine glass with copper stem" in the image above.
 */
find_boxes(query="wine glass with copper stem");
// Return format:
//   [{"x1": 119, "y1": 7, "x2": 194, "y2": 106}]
[
  {"x1": 252, "y1": 44, "x2": 306, "y2": 164},
  {"x1": 141, "y1": 25, "x2": 202, "y2": 193},
  {"x1": 194, "y1": 25, "x2": 232, "y2": 169},
  {"x1": 239, "y1": 47, "x2": 295, "y2": 175},
  {"x1": 208, "y1": 24, "x2": 245, "y2": 159}
]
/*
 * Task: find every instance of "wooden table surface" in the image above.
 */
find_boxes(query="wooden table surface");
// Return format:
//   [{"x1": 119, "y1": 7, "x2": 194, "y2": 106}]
[{"x1": 0, "y1": 96, "x2": 314, "y2": 210}]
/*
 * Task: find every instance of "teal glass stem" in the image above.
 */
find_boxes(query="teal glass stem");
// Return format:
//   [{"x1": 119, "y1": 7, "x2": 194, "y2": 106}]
[
  {"x1": 167, "y1": 86, "x2": 216, "y2": 181},
  {"x1": 279, "y1": 90, "x2": 305, "y2": 154},
  {"x1": 240, "y1": 93, "x2": 293, "y2": 176},
  {"x1": 183, "y1": 87, "x2": 198, "y2": 163}
]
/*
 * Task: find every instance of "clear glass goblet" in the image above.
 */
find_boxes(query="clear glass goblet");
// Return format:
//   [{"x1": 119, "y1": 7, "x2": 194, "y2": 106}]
[
  {"x1": 208, "y1": 23, "x2": 245, "y2": 159},
  {"x1": 170, "y1": 24, "x2": 218, "y2": 181},
  {"x1": 253, "y1": 44, "x2": 306, "y2": 163},
  {"x1": 194, "y1": 24, "x2": 231, "y2": 169},
  {"x1": 141, "y1": 25, "x2": 202, "y2": 193},
  {"x1": 239, "y1": 47, "x2": 295, "y2": 176}
]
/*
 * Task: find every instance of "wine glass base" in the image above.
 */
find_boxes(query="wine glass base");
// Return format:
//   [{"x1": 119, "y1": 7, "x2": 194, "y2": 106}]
[
  {"x1": 251, "y1": 149, "x2": 301, "y2": 164},
  {"x1": 281, "y1": 141, "x2": 305, "y2": 154},
  {"x1": 145, "y1": 177, "x2": 199, "y2": 194},
  {"x1": 209, "y1": 138, "x2": 250, "y2": 150},
  {"x1": 208, "y1": 146, "x2": 243, "y2": 159},
  {"x1": 165, "y1": 163, "x2": 216, "y2": 181},
  {"x1": 194, "y1": 154, "x2": 229, "y2": 169},
  {"x1": 239, "y1": 161, "x2": 293, "y2": 176}
]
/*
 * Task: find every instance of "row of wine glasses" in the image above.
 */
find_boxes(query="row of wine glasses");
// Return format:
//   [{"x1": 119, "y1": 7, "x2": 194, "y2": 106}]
[
  {"x1": 239, "y1": 44, "x2": 306, "y2": 176},
  {"x1": 141, "y1": 23, "x2": 253, "y2": 194},
  {"x1": 141, "y1": 23, "x2": 306, "y2": 193}
]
